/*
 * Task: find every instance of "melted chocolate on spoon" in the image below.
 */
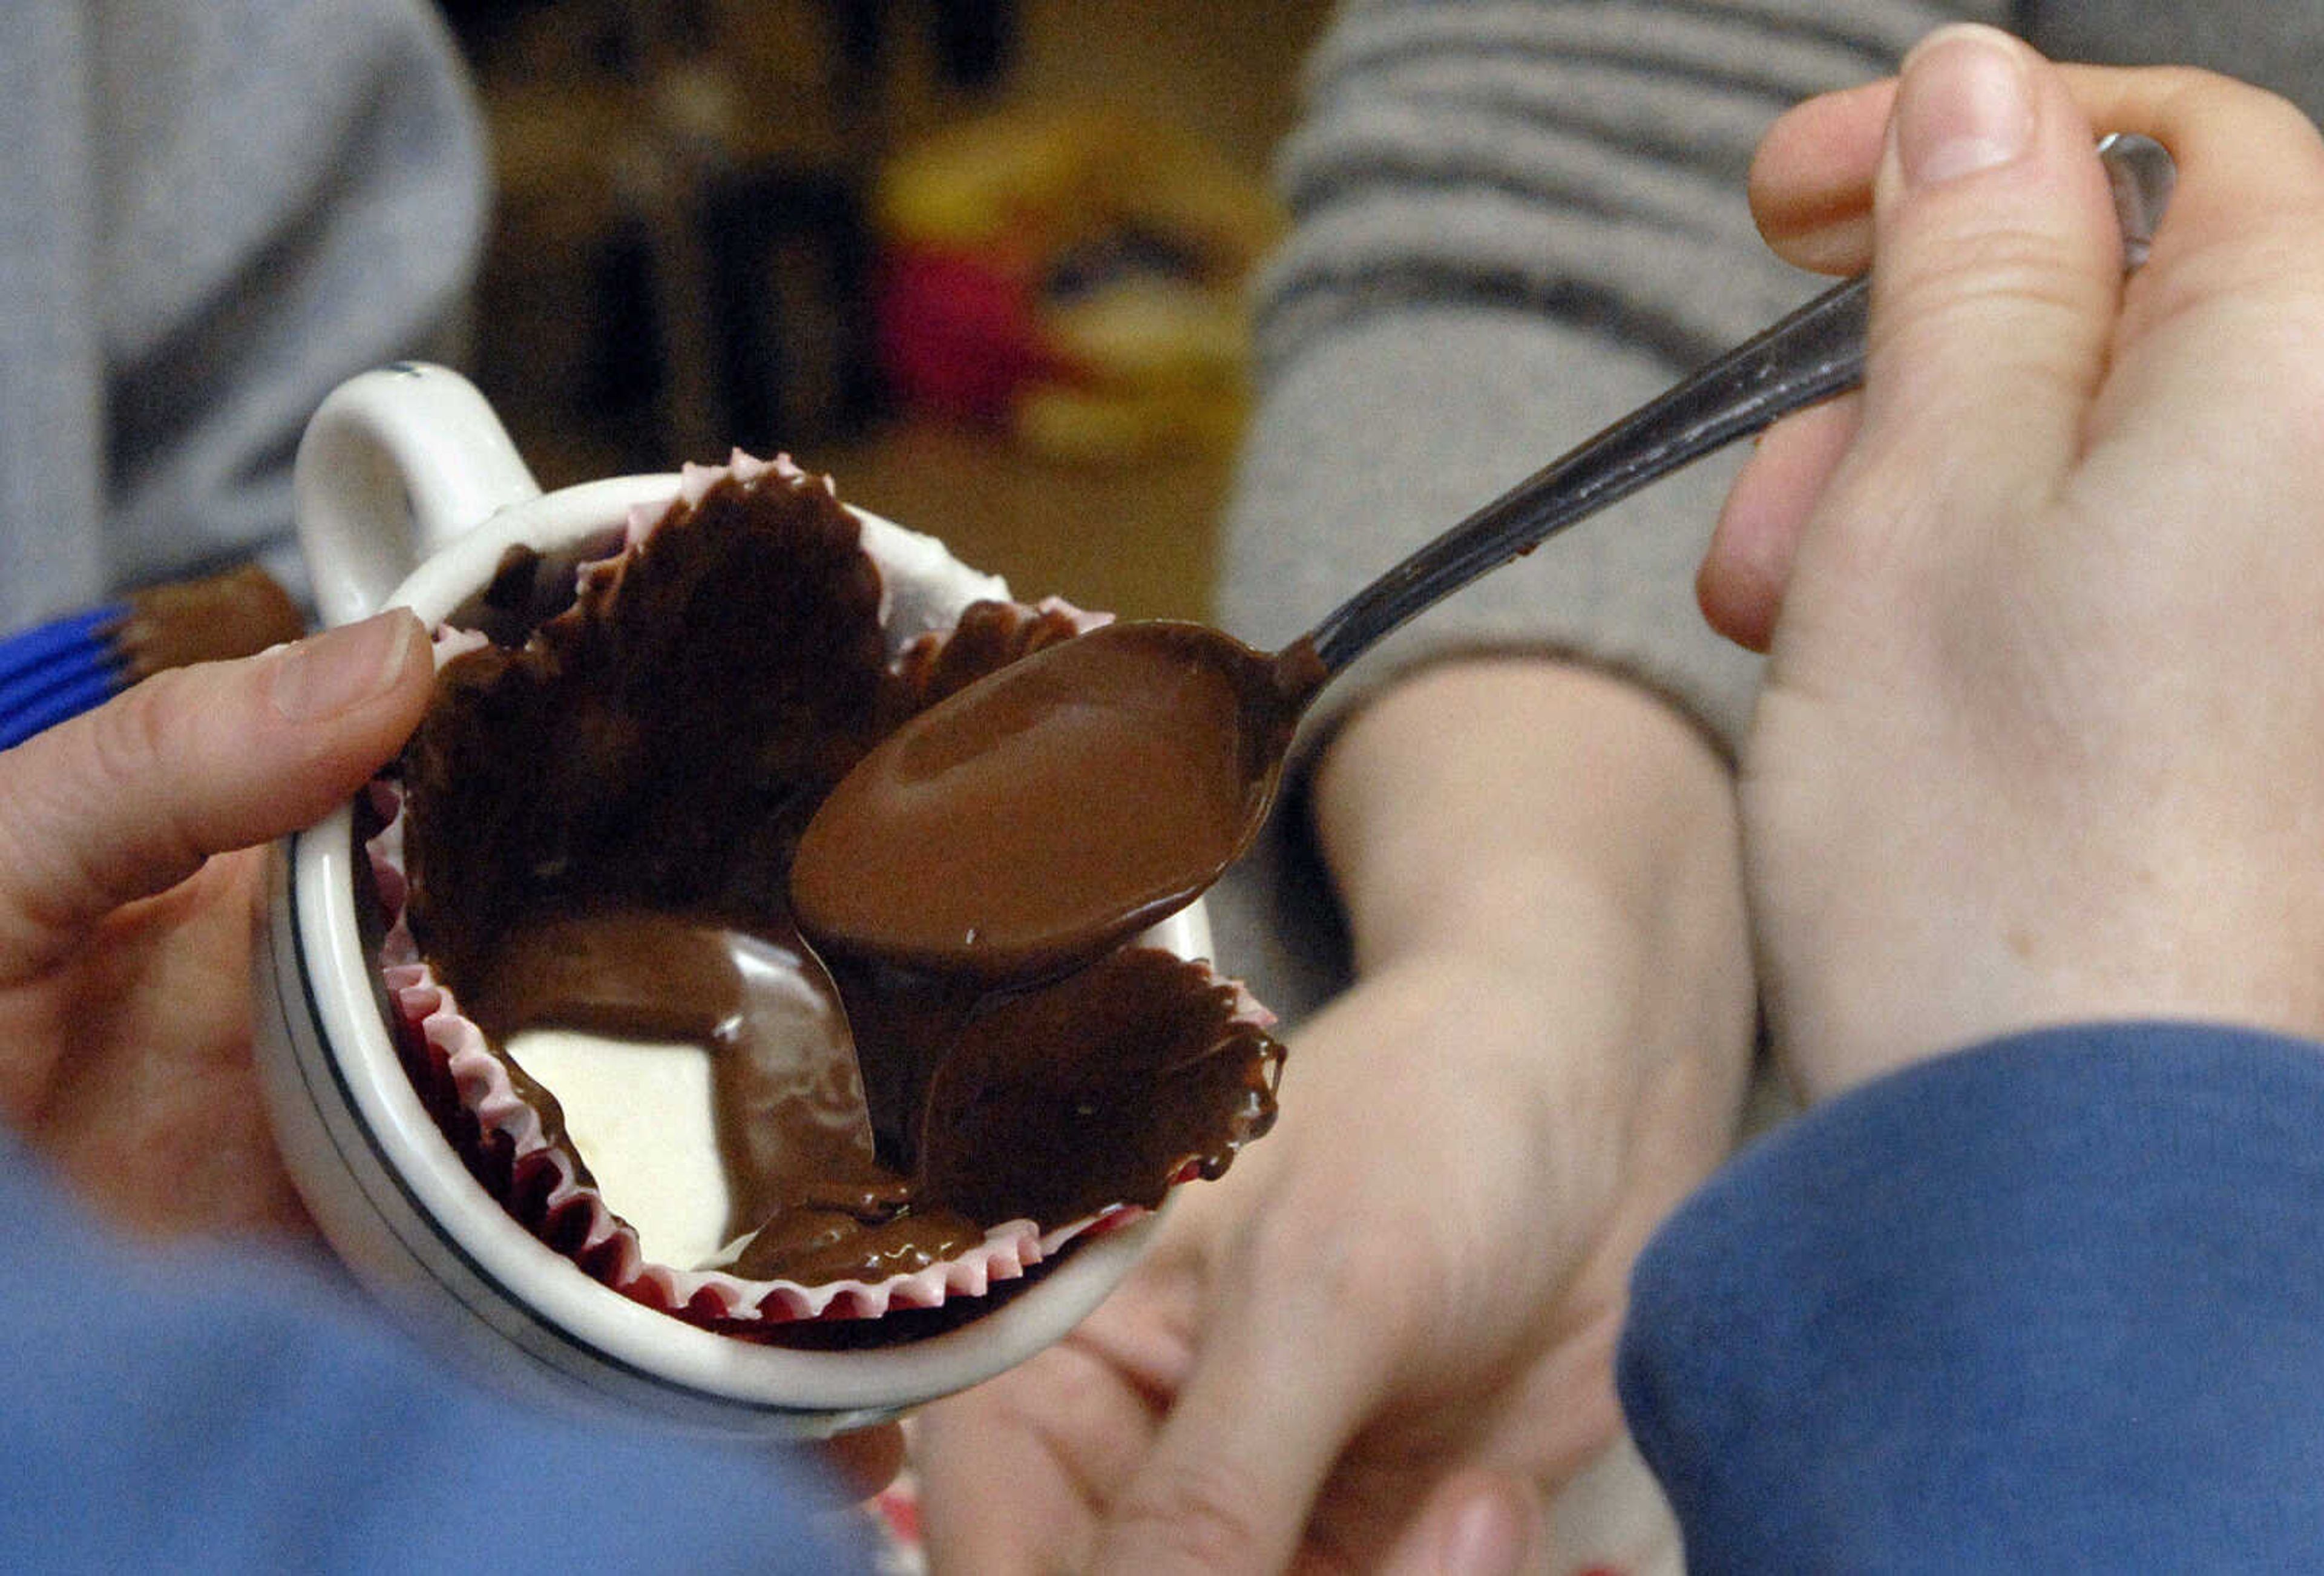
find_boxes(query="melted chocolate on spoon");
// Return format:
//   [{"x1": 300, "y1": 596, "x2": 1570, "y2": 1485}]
[{"x1": 792, "y1": 620, "x2": 1325, "y2": 983}]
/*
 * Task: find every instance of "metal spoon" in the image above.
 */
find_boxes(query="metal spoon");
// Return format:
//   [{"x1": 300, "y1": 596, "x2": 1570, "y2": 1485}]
[
  {"x1": 790, "y1": 134, "x2": 2177, "y2": 983},
  {"x1": 1305, "y1": 131, "x2": 2173, "y2": 672}
]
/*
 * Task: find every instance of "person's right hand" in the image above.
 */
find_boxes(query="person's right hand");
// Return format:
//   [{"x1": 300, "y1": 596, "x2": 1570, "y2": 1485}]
[{"x1": 1696, "y1": 29, "x2": 2324, "y2": 1098}]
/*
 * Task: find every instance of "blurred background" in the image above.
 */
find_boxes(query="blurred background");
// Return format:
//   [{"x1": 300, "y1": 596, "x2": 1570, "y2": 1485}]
[{"x1": 433, "y1": 0, "x2": 1333, "y2": 620}]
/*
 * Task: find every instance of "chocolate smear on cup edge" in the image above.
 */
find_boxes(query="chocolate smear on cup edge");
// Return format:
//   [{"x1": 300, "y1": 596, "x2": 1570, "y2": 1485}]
[{"x1": 368, "y1": 455, "x2": 1284, "y2": 1332}]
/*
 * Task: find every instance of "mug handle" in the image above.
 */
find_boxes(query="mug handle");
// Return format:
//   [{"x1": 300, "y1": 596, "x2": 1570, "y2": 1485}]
[{"x1": 294, "y1": 363, "x2": 542, "y2": 628}]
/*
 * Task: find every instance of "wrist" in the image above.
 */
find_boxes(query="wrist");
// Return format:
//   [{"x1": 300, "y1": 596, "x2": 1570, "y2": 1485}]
[
  {"x1": 1313, "y1": 657, "x2": 1744, "y2": 975},
  {"x1": 1301, "y1": 655, "x2": 1757, "y2": 1149},
  {"x1": 1758, "y1": 770, "x2": 2324, "y2": 1103}
]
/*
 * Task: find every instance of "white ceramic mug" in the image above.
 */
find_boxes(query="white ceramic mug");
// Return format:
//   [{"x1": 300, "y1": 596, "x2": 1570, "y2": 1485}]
[{"x1": 252, "y1": 362, "x2": 1199, "y2": 1437}]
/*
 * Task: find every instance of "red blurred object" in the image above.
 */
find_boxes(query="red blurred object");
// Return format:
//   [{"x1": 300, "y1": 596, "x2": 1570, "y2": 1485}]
[
  {"x1": 868, "y1": 108, "x2": 1282, "y2": 459},
  {"x1": 874, "y1": 246, "x2": 1062, "y2": 426}
]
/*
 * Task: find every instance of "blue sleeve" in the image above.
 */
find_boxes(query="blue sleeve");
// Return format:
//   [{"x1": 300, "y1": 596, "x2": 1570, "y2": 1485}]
[
  {"x1": 0, "y1": 1135, "x2": 873, "y2": 1574},
  {"x1": 1618, "y1": 1021, "x2": 2324, "y2": 1572}
]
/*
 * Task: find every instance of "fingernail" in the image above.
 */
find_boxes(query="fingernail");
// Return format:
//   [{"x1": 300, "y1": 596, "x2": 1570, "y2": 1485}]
[
  {"x1": 269, "y1": 609, "x2": 420, "y2": 721},
  {"x1": 1437, "y1": 1486, "x2": 1530, "y2": 1576},
  {"x1": 1895, "y1": 26, "x2": 2034, "y2": 188}
]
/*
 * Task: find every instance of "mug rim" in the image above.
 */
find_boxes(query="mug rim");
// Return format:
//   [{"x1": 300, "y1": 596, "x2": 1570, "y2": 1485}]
[
  {"x1": 261, "y1": 472, "x2": 1201, "y2": 1432},
  {"x1": 388, "y1": 473, "x2": 680, "y2": 625}
]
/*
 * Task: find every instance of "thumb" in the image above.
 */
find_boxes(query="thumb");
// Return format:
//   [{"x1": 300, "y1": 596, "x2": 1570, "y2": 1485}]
[
  {"x1": 0, "y1": 609, "x2": 432, "y2": 968},
  {"x1": 1848, "y1": 26, "x2": 2121, "y2": 534}
]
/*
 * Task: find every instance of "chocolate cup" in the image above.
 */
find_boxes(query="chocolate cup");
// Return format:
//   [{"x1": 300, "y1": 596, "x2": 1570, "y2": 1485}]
[{"x1": 251, "y1": 364, "x2": 1209, "y2": 1437}]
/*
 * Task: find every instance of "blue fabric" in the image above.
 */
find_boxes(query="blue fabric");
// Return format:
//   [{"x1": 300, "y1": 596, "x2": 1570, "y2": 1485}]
[
  {"x1": 1618, "y1": 1022, "x2": 2324, "y2": 1571},
  {"x1": 0, "y1": 1134, "x2": 872, "y2": 1574}
]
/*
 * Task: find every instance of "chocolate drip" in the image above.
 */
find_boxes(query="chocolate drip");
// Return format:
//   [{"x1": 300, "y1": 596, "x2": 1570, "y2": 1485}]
[
  {"x1": 461, "y1": 908, "x2": 876, "y2": 1244},
  {"x1": 727, "y1": 1197, "x2": 983, "y2": 1285},
  {"x1": 820, "y1": 957, "x2": 985, "y2": 1172}
]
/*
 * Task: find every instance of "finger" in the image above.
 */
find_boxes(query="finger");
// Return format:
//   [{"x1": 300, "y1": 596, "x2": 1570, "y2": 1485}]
[
  {"x1": 2063, "y1": 73, "x2": 2324, "y2": 342},
  {"x1": 1751, "y1": 62, "x2": 2324, "y2": 278},
  {"x1": 1088, "y1": 1249, "x2": 1394, "y2": 1575},
  {"x1": 1698, "y1": 396, "x2": 1860, "y2": 652},
  {"x1": 813, "y1": 1422, "x2": 905, "y2": 1502},
  {"x1": 1750, "y1": 78, "x2": 1896, "y2": 274},
  {"x1": 1845, "y1": 26, "x2": 2120, "y2": 530},
  {"x1": 1376, "y1": 1471, "x2": 1542, "y2": 1576},
  {"x1": 915, "y1": 1331, "x2": 1166, "y2": 1569},
  {"x1": 0, "y1": 609, "x2": 431, "y2": 971}
]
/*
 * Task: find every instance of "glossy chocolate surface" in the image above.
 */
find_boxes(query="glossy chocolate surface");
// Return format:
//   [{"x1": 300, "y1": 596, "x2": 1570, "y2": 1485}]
[{"x1": 792, "y1": 620, "x2": 1325, "y2": 983}]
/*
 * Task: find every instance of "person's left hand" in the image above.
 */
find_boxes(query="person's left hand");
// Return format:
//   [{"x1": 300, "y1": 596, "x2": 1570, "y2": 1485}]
[
  {"x1": 911, "y1": 657, "x2": 1756, "y2": 1573},
  {"x1": 0, "y1": 609, "x2": 435, "y2": 1235},
  {"x1": 0, "y1": 609, "x2": 912, "y2": 1497}
]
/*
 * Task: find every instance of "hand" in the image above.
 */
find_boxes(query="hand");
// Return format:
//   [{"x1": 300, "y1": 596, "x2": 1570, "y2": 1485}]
[
  {"x1": 913, "y1": 658, "x2": 1755, "y2": 1572},
  {"x1": 0, "y1": 609, "x2": 911, "y2": 1497},
  {"x1": 1695, "y1": 28, "x2": 2324, "y2": 1098},
  {"x1": 0, "y1": 610, "x2": 434, "y2": 1233}
]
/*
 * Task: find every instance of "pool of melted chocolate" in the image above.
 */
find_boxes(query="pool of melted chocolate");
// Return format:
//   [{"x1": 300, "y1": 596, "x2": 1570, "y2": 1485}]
[{"x1": 390, "y1": 467, "x2": 1284, "y2": 1310}]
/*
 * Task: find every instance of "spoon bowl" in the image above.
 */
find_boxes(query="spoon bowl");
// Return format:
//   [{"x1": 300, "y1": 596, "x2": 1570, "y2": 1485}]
[{"x1": 793, "y1": 621, "x2": 1320, "y2": 982}]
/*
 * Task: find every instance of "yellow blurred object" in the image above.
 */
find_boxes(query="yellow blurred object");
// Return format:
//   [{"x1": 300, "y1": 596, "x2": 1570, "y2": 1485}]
[
  {"x1": 872, "y1": 107, "x2": 1283, "y2": 461},
  {"x1": 876, "y1": 107, "x2": 1282, "y2": 260},
  {"x1": 1024, "y1": 277, "x2": 1252, "y2": 460}
]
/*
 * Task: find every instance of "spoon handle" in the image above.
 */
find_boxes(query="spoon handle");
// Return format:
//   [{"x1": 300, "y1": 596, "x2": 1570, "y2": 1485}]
[{"x1": 1302, "y1": 133, "x2": 2176, "y2": 677}]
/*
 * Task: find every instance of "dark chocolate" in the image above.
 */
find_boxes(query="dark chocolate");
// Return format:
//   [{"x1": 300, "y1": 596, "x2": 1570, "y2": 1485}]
[
  {"x1": 919, "y1": 946, "x2": 1282, "y2": 1226},
  {"x1": 450, "y1": 534, "x2": 626, "y2": 648},
  {"x1": 791, "y1": 619, "x2": 1325, "y2": 983}
]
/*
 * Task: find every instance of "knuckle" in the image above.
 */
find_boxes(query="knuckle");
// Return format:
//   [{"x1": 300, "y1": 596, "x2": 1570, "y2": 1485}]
[
  {"x1": 1885, "y1": 221, "x2": 2109, "y2": 329},
  {"x1": 2150, "y1": 66, "x2": 2317, "y2": 157},
  {"x1": 1229, "y1": 1200, "x2": 1437, "y2": 1357},
  {"x1": 1107, "y1": 1459, "x2": 1275, "y2": 1572},
  {"x1": 69, "y1": 677, "x2": 207, "y2": 884},
  {"x1": 82, "y1": 672, "x2": 182, "y2": 787}
]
